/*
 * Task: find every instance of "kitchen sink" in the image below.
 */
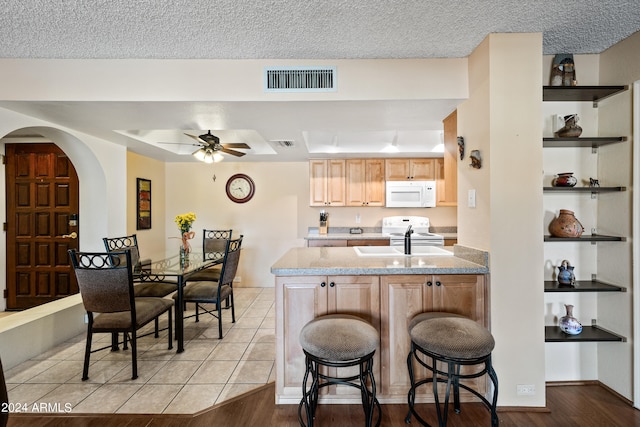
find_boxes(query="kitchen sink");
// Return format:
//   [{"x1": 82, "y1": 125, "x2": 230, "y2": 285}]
[{"x1": 353, "y1": 246, "x2": 453, "y2": 257}]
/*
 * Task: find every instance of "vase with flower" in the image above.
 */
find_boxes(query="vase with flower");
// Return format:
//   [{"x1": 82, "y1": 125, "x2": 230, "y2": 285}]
[{"x1": 174, "y1": 212, "x2": 196, "y2": 261}]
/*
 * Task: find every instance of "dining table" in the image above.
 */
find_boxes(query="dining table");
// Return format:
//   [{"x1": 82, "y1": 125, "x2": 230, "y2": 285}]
[{"x1": 134, "y1": 248, "x2": 223, "y2": 353}]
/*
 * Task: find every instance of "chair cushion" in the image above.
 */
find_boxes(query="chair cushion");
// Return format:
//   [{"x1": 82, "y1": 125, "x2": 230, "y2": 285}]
[
  {"x1": 133, "y1": 282, "x2": 177, "y2": 297},
  {"x1": 299, "y1": 314, "x2": 378, "y2": 361},
  {"x1": 408, "y1": 311, "x2": 465, "y2": 332},
  {"x1": 175, "y1": 282, "x2": 232, "y2": 303},
  {"x1": 92, "y1": 297, "x2": 173, "y2": 331},
  {"x1": 410, "y1": 316, "x2": 495, "y2": 360},
  {"x1": 187, "y1": 266, "x2": 222, "y2": 282}
]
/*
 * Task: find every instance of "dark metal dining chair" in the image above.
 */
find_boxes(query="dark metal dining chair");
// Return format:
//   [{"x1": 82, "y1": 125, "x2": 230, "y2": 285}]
[
  {"x1": 68, "y1": 249, "x2": 174, "y2": 380},
  {"x1": 103, "y1": 234, "x2": 178, "y2": 298},
  {"x1": 175, "y1": 235, "x2": 243, "y2": 339},
  {"x1": 186, "y1": 229, "x2": 233, "y2": 283}
]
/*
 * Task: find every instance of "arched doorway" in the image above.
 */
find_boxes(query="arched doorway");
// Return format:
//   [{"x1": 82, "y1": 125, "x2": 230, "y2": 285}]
[{"x1": 5, "y1": 142, "x2": 80, "y2": 309}]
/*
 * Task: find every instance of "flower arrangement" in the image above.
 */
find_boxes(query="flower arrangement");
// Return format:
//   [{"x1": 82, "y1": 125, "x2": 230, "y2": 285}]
[
  {"x1": 175, "y1": 212, "x2": 196, "y2": 254},
  {"x1": 174, "y1": 212, "x2": 196, "y2": 234}
]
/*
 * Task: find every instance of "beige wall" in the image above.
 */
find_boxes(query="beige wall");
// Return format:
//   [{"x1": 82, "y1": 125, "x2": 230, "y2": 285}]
[
  {"x1": 127, "y1": 152, "x2": 168, "y2": 252},
  {"x1": 458, "y1": 33, "x2": 546, "y2": 407}
]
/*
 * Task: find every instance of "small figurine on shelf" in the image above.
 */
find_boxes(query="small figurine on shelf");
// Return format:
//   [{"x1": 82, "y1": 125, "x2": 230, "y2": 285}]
[
  {"x1": 469, "y1": 150, "x2": 481, "y2": 169},
  {"x1": 589, "y1": 177, "x2": 600, "y2": 187},
  {"x1": 557, "y1": 260, "x2": 575, "y2": 286},
  {"x1": 457, "y1": 136, "x2": 465, "y2": 160}
]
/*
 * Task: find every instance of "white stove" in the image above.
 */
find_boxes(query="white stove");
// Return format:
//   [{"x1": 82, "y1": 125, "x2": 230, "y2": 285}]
[{"x1": 382, "y1": 216, "x2": 444, "y2": 246}]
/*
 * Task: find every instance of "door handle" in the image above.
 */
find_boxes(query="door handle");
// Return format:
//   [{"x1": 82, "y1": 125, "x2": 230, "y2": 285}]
[{"x1": 62, "y1": 232, "x2": 78, "y2": 239}]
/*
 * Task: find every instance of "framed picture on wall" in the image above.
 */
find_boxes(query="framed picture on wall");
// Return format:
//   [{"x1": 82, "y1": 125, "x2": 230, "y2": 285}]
[{"x1": 136, "y1": 178, "x2": 151, "y2": 230}]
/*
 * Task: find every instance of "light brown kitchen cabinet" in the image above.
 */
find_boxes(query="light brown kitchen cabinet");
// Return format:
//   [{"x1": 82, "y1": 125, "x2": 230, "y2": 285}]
[
  {"x1": 385, "y1": 158, "x2": 436, "y2": 181},
  {"x1": 307, "y1": 239, "x2": 389, "y2": 247},
  {"x1": 345, "y1": 159, "x2": 385, "y2": 206},
  {"x1": 275, "y1": 275, "x2": 380, "y2": 402},
  {"x1": 437, "y1": 110, "x2": 458, "y2": 206},
  {"x1": 275, "y1": 272, "x2": 487, "y2": 404},
  {"x1": 309, "y1": 159, "x2": 346, "y2": 206},
  {"x1": 380, "y1": 274, "x2": 486, "y2": 401}
]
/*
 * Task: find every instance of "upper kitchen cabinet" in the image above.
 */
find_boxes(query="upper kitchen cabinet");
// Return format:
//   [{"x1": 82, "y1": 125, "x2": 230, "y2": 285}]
[
  {"x1": 345, "y1": 159, "x2": 385, "y2": 207},
  {"x1": 437, "y1": 110, "x2": 458, "y2": 206},
  {"x1": 309, "y1": 160, "x2": 346, "y2": 206},
  {"x1": 385, "y1": 158, "x2": 436, "y2": 181}
]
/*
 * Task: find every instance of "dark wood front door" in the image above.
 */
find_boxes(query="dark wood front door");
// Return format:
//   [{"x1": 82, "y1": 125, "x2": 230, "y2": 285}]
[{"x1": 5, "y1": 143, "x2": 80, "y2": 310}]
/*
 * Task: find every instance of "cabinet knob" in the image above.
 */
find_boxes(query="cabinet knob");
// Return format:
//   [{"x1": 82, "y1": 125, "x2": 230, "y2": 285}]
[
  {"x1": 329, "y1": 282, "x2": 335, "y2": 287},
  {"x1": 436, "y1": 281, "x2": 442, "y2": 287},
  {"x1": 321, "y1": 282, "x2": 326, "y2": 287},
  {"x1": 427, "y1": 281, "x2": 433, "y2": 287}
]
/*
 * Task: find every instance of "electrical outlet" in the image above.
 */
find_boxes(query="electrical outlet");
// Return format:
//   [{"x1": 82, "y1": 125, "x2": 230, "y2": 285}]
[
  {"x1": 84, "y1": 314, "x2": 89, "y2": 324},
  {"x1": 235, "y1": 276, "x2": 241, "y2": 283},
  {"x1": 355, "y1": 214, "x2": 361, "y2": 224},
  {"x1": 517, "y1": 384, "x2": 536, "y2": 395}
]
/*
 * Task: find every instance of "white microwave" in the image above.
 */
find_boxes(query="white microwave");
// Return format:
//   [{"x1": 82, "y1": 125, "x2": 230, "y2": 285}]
[{"x1": 385, "y1": 180, "x2": 436, "y2": 208}]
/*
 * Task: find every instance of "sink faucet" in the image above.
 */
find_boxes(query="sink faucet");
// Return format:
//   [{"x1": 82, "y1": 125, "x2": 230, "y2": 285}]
[{"x1": 404, "y1": 225, "x2": 413, "y2": 255}]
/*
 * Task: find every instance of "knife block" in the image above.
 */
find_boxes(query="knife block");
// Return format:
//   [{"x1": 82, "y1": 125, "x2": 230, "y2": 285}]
[{"x1": 319, "y1": 220, "x2": 328, "y2": 235}]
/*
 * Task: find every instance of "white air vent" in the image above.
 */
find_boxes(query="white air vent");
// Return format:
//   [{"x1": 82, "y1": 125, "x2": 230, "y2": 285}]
[{"x1": 264, "y1": 66, "x2": 336, "y2": 93}]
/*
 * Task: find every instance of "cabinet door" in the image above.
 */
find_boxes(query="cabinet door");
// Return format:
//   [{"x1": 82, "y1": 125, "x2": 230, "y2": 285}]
[
  {"x1": 327, "y1": 275, "x2": 381, "y2": 397},
  {"x1": 345, "y1": 159, "x2": 366, "y2": 206},
  {"x1": 380, "y1": 275, "x2": 431, "y2": 398},
  {"x1": 438, "y1": 110, "x2": 458, "y2": 206},
  {"x1": 276, "y1": 276, "x2": 328, "y2": 400},
  {"x1": 430, "y1": 274, "x2": 485, "y2": 324},
  {"x1": 385, "y1": 159, "x2": 411, "y2": 180},
  {"x1": 309, "y1": 160, "x2": 328, "y2": 206},
  {"x1": 365, "y1": 159, "x2": 386, "y2": 206},
  {"x1": 410, "y1": 158, "x2": 436, "y2": 180},
  {"x1": 326, "y1": 159, "x2": 346, "y2": 206}
]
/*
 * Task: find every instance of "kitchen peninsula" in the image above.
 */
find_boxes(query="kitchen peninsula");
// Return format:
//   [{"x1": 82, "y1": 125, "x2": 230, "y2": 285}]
[{"x1": 271, "y1": 245, "x2": 490, "y2": 404}]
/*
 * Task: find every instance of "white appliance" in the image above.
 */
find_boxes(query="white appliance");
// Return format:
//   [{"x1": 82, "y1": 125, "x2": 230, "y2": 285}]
[
  {"x1": 385, "y1": 180, "x2": 436, "y2": 208},
  {"x1": 382, "y1": 216, "x2": 444, "y2": 246}
]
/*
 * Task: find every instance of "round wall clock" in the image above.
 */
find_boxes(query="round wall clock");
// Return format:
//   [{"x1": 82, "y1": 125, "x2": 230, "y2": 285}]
[{"x1": 225, "y1": 173, "x2": 255, "y2": 203}]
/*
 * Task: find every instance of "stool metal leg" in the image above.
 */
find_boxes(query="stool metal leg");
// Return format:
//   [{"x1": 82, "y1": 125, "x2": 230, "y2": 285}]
[
  {"x1": 298, "y1": 355, "x2": 320, "y2": 427},
  {"x1": 487, "y1": 356, "x2": 499, "y2": 427}
]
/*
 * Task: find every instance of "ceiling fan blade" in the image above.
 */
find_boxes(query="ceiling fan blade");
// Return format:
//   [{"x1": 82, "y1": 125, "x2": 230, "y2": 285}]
[
  {"x1": 158, "y1": 141, "x2": 201, "y2": 146},
  {"x1": 184, "y1": 133, "x2": 205, "y2": 144},
  {"x1": 222, "y1": 143, "x2": 251, "y2": 149},
  {"x1": 221, "y1": 147, "x2": 246, "y2": 157}
]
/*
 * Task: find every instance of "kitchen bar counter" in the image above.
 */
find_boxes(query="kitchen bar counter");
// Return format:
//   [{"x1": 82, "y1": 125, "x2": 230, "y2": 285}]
[
  {"x1": 272, "y1": 244, "x2": 489, "y2": 405},
  {"x1": 271, "y1": 245, "x2": 488, "y2": 276}
]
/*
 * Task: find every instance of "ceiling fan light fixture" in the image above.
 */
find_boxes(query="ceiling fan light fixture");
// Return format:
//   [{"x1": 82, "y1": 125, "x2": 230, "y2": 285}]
[
  {"x1": 192, "y1": 148, "x2": 207, "y2": 161},
  {"x1": 213, "y1": 152, "x2": 224, "y2": 163}
]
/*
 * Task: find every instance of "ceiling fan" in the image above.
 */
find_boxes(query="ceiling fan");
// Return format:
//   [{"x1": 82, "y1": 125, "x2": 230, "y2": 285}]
[{"x1": 162, "y1": 130, "x2": 251, "y2": 163}]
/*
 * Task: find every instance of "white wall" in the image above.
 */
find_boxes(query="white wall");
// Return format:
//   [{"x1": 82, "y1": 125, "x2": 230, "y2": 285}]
[{"x1": 458, "y1": 33, "x2": 546, "y2": 407}]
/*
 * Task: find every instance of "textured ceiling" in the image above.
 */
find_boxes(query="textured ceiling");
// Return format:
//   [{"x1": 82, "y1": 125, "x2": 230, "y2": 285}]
[
  {"x1": 2, "y1": 0, "x2": 638, "y2": 59},
  {"x1": 1, "y1": 1, "x2": 639, "y2": 162}
]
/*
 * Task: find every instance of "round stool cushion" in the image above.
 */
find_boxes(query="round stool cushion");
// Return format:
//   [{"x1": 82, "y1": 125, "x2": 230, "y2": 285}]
[
  {"x1": 410, "y1": 317, "x2": 495, "y2": 360},
  {"x1": 408, "y1": 311, "x2": 464, "y2": 332},
  {"x1": 299, "y1": 314, "x2": 379, "y2": 361}
]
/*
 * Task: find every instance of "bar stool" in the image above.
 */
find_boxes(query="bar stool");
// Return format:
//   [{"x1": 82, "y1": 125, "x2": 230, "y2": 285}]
[
  {"x1": 406, "y1": 312, "x2": 498, "y2": 427},
  {"x1": 298, "y1": 314, "x2": 381, "y2": 427}
]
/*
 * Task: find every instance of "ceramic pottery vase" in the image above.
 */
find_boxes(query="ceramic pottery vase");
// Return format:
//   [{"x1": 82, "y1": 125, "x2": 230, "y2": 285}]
[
  {"x1": 552, "y1": 172, "x2": 577, "y2": 187},
  {"x1": 549, "y1": 209, "x2": 584, "y2": 238},
  {"x1": 555, "y1": 114, "x2": 582, "y2": 138},
  {"x1": 559, "y1": 304, "x2": 582, "y2": 335},
  {"x1": 557, "y1": 260, "x2": 575, "y2": 285}
]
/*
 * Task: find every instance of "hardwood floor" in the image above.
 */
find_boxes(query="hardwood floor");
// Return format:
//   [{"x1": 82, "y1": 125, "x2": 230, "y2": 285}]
[{"x1": 8, "y1": 382, "x2": 640, "y2": 426}]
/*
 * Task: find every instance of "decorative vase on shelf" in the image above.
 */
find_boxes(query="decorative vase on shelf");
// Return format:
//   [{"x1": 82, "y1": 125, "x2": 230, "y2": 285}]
[
  {"x1": 557, "y1": 260, "x2": 575, "y2": 285},
  {"x1": 549, "y1": 209, "x2": 584, "y2": 238},
  {"x1": 552, "y1": 172, "x2": 577, "y2": 187},
  {"x1": 555, "y1": 114, "x2": 582, "y2": 138},
  {"x1": 559, "y1": 304, "x2": 583, "y2": 335}
]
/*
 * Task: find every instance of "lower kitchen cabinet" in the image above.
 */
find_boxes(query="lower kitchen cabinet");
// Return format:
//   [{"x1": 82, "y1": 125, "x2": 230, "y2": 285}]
[
  {"x1": 275, "y1": 273, "x2": 487, "y2": 404},
  {"x1": 275, "y1": 275, "x2": 380, "y2": 403},
  {"x1": 380, "y1": 274, "x2": 487, "y2": 401}
]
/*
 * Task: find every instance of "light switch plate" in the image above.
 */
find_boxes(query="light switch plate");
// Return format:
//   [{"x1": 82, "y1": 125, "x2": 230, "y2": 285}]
[{"x1": 468, "y1": 189, "x2": 476, "y2": 208}]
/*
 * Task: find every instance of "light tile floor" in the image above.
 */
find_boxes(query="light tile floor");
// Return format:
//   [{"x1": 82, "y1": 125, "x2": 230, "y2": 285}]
[{"x1": 4, "y1": 287, "x2": 275, "y2": 414}]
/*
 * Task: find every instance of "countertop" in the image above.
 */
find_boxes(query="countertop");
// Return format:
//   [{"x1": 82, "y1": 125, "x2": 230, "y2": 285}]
[{"x1": 271, "y1": 245, "x2": 488, "y2": 276}]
